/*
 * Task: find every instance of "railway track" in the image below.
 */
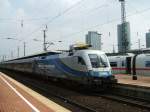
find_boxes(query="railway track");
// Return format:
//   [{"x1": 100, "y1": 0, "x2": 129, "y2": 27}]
[
  {"x1": 98, "y1": 93, "x2": 150, "y2": 110},
  {"x1": 22, "y1": 79, "x2": 150, "y2": 112},
  {"x1": 1, "y1": 70, "x2": 150, "y2": 112},
  {"x1": 23, "y1": 79, "x2": 97, "y2": 112},
  {"x1": 4, "y1": 71, "x2": 100, "y2": 112}
]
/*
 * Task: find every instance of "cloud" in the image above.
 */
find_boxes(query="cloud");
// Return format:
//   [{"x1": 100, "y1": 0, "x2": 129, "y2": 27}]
[
  {"x1": 1, "y1": 0, "x2": 150, "y2": 58},
  {"x1": 0, "y1": 0, "x2": 11, "y2": 11}
]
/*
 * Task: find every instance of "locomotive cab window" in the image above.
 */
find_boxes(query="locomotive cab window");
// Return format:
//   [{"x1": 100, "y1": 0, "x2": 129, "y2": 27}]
[
  {"x1": 78, "y1": 57, "x2": 85, "y2": 65},
  {"x1": 88, "y1": 54, "x2": 108, "y2": 68}
]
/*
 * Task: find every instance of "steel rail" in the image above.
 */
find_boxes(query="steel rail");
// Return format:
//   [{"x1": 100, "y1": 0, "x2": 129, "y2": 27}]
[
  {"x1": 98, "y1": 93, "x2": 150, "y2": 110},
  {"x1": 18, "y1": 78, "x2": 97, "y2": 112}
]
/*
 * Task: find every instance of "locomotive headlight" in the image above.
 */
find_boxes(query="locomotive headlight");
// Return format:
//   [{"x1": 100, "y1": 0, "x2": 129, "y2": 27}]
[
  {"x1": 109, "y1": 70, "x2": 112, "y2": 75},
  {"x1": 88, "y1": 69, "x2": 112, "y2": 78},
  {"x1": 88, "y1": 70, "x2": 94, "y2": 76}
]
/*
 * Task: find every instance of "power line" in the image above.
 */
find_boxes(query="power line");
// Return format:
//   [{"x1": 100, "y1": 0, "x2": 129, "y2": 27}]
[
  {"x1": 0, "y1": 33, "x2": 17, "y2": 37},
  {"x1": 127, "y1": 1, "x2": 150, "y2": 27},
  {"x1": 58, "y1": 6, "x2": 150, "y2": 41},
  {"x1": 21, "y1": 0, "x2": 85, "y2": 42},
  {"x1": 0, "y1": 0, "x2": 85, "y2": 55},
  {"x1": 3, "y1": 4, "x2": 150, "y2": 42},
  {"x1": 0, "y1": 1, "x2": 113, "y2": 43},
  {"x1": 15, "y1": 5, "x2": 150, "y2": 45},
  {"x1": 0, "y1": 17, "x2": 49, "y2": 21},
  {"x1": 0, "y1": 0, "x2": 84, "y2": 22},
  {"x1": 2, "y1": 1, "x2": 150, "y2": 55},
  {"x1": 29, "y1": 2, "x2": 150, "y2": 43}
]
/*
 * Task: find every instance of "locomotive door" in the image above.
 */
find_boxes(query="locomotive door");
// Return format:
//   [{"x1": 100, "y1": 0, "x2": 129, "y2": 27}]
[{"x1": 126, "y1": 57, "x2": 131, "y2": 74}]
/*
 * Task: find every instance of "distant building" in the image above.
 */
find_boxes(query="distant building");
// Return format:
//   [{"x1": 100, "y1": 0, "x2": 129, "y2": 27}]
[
  {"x1": 117, "y1": 22, "x2": 131, "y2": 53},
  {"x1": 85, "y1": 31, "x2": 102, "y2": 50},
  {"x1": 146, "y1": 30, "x2": 150, "y2": 48}
]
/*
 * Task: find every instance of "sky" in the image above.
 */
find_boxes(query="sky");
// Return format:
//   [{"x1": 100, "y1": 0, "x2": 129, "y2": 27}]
[{"x1": 0, "y1": 0, "x2": 150, "y2": 60}]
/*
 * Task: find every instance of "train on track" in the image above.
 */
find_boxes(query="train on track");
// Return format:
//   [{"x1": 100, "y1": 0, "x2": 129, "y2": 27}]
[
  {"x1": 0, "y1": 44, "x2": 117, "y2": 88},
  {"x1": 108, "y1": 53, "x2": 150, "y2": 76}
]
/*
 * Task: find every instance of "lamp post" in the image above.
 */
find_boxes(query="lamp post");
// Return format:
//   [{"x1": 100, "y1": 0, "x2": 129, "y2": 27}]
[
  {"x1": 2, "y1": 37, "x2": 26, "y2": 57},
  {"x1": 17, "y1": 46, "x2": 20, "y2": 58},
  {"x1": 136, "y1": 39, "x2": 141, "y2": 50},
  {"x1": 24, "y1": 42, "x2": 26, "y2": 56},
  {"x1": 11, "y1": 51, "x2": 13, "y2": 59}
]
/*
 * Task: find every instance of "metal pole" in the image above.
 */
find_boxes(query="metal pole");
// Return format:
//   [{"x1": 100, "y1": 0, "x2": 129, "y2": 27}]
[
  {"x1": 113, "y1": 44, "x2": 115, "y2": 53},
  {"x1": 24, "y1": 42, "x2": 26, "y2": 56},
  {"x1": 3, "y1": 56, "x2": 5, "y2": 61},
  {"x1": 43, "y1": 30, "x2": 47, "y2": 51},
  {"x1": 138, "y1": 39, "x2": 140, "y2": 50},
  {"x1": 11, "y1": 51, "x2": 13, "y2": 59},
  {"x1": 3, "y1": 55, "x2": 6, "y2": 61},
  {"x1": 17, "y1": 46, "x2": 20, "y2": 58}
]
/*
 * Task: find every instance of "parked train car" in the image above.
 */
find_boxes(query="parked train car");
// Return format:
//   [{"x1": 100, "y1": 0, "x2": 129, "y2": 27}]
[
  {"x1": 108, "y1": 54, "x2": 133, "y2": 74},
  {"x1": 108, "y1": 53, "x2": 150, "y2": 76},
  {"x1": 0, "y1": 44, "x2": 117, "y2": 88},
  {"x1": 132, "y1": 53, "x2": 150, "y2": 76}
]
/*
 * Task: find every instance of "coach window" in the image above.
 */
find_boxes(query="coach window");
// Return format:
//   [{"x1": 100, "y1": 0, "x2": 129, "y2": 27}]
[
  {"x1": 145, "y1": 61, "x2": 150, "y2": 67},
  {"x1": 41, "y1": 56, "x2": 46, "y2": 59},
  {"x1": 78, "y1": 57, "x2": 86, "y2": 65},
  {"x1": 110, "y1": 62, "x2": 117, "y2": 67},
  {"x1": 122, "y1": 61, "x2": 125, "y2": 66}
]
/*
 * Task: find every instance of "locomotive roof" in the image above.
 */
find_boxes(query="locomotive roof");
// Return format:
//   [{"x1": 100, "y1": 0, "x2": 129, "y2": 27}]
[
  {"x1": 3, "y1": 51, "x2": 61, "y2": 62},
  {"x1": 73, "y1": 50, "x2": 106, "y2": 55}
]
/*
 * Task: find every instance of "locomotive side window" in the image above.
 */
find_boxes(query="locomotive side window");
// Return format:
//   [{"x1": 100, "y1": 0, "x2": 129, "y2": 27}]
[
  {"x1": 122, "y1": 61, "x2": 125, "y2": 66},
  {"x1": 41, "y1": 56, "x2": 46, "y2": 59},
  {"x1": 78, "y1": 57, "x2": 85, "y2": 65},
  {"x1": 145, "y1": 61, "x2": 150, "y2": 67},
  {"x1": 110, "y1": 62, "x2": 117, "y2": 67},
  {"x1": 100, "y1": 54, "x2": 109, "y2": 67}
]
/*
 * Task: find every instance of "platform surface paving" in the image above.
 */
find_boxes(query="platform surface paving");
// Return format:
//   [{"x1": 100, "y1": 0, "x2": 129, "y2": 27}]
[
  {"x1": 0, "y1": 72, "x2": 71, "y2": 112},
  {"x1": 115, "y1": 74, "x2": 150, "y2": 87}
]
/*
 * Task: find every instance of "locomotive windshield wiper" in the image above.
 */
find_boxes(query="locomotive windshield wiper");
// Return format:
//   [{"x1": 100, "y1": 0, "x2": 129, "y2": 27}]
[
  {"x1": 99, "y1": 55, "x2": 108, "y2": 68},
  {"x1": 99, "y1": 58, "x2": 107, "y2": 67}
]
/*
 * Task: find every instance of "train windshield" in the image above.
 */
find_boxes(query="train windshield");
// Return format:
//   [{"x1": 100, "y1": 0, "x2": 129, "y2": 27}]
[{"x1": 88, "y1": 54, "x2": 109, "y2": 68}]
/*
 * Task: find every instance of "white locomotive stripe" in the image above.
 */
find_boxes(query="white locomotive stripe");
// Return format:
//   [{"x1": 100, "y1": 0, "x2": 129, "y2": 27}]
[{"x1": 0, "y1": 75, "x2": 40, "y2": 112}]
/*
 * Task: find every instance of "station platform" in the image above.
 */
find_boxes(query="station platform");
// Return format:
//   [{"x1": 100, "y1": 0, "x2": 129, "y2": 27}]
[
  {"x1": 0, "y1": 72, "x2": 71, "y2": 112},
  {"x1": 115, "y1": 74, "x2": 150, "y2": 87}
]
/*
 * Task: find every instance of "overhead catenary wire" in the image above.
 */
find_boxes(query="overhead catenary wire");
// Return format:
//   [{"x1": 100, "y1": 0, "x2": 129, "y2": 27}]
[
  {"x1": 0, "y1": 0, "x2": 111, "y2": 22},
  {"x1": 0, "y1": 1, "x2": 110, "y2": 43},
  {"x1": 0, "y1": 17, "x2": 48, "y2": 21},
  {"x1": 0, "y1": 0, "x2": 117, "y2": 43},
  {"x1": 27, "y1": 1, "x2": 150, "y2": 43},
  {"x1": 0, "y1": 0, "x2": 85, "y2": 56},
  {"x1": 57, "y1": 6, "x2": 150, "y2": 41},
  {"x1": 1, "y1": 0, "x2": 150, "y2": 57},
  {"x1": 21, "y1": 0, "x2": 85, "y2": 42},
  {"x1": 12, "y1": 3, "x2": 150, "y2": 49}
]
